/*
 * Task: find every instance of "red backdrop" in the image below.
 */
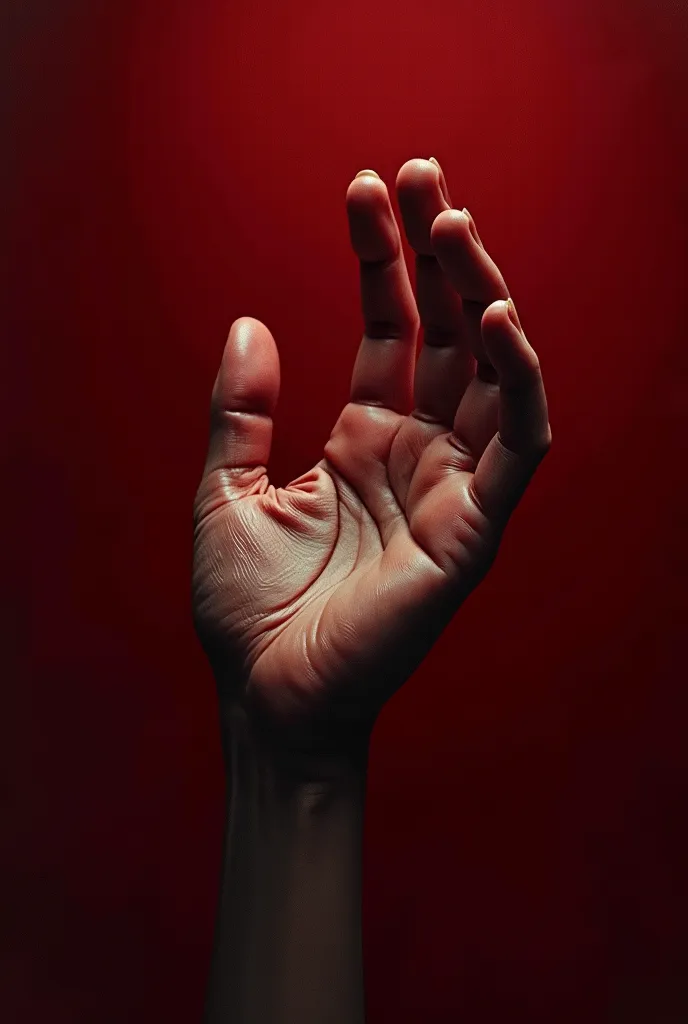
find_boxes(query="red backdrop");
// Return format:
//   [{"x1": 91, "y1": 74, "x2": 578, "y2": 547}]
[{"x1": 9, "y1": 0, "x2": 687, "y2": 1020}]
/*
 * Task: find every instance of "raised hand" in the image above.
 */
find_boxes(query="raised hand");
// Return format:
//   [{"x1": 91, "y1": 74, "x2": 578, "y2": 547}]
[{"x1": 191, "y1": 158, "x2": 551, "y2": 760}]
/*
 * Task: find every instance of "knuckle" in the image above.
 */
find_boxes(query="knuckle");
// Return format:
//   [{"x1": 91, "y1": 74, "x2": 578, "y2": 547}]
[
  {"x1": 522, "y1": 352, "x2": 542, "y2": 377},
  {"x1": 531, "y1": 425, "x2": 553, "y2": 458}
]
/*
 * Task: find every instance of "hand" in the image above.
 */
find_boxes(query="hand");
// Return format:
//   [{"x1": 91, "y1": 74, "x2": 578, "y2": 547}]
[{"x1": 192, "y1": 158, "x2": 551, "y2": 759}]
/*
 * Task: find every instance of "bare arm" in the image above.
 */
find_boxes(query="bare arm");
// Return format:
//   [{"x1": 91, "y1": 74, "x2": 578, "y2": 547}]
[{"x1": 203, "y1": 701, "x2": 369, "y2": 1024}]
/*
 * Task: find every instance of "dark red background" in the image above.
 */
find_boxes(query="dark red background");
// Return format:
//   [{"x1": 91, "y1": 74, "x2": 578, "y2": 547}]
[{"x1": 8, "y1": 0, "x2": 687, "y2": 1021}]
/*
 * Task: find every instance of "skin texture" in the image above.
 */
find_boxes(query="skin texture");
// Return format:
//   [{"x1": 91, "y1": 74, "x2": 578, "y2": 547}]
[
  {"x1": 192, "y1": 157, "x2": 552, "y2": 763},
  {"x1": 193, "y1": 157, "x2": 552, "y2": 1023}
]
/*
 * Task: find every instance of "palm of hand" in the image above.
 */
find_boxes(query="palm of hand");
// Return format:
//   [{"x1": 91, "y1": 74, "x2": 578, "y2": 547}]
[{"x1": 192, "y1": 159, "x2": 551, "y2": 749}]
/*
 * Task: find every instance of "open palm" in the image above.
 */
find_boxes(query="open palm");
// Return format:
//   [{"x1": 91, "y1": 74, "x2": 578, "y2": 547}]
[{"x1": 192, "y1": 158, "x2": 551, "y2": 755}]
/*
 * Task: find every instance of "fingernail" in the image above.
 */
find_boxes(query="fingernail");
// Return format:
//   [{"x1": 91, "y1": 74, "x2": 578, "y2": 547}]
[
  {"x1": 429, "y1": 157, "x2": 453, "y2": 207},
  {"x1": 505, "y1": 297, "x2": 521, "y2": 331},
  {"x1": 463, "y1": 207, "x2": 480, "y2": 234},
  {"x1": 428, "y1": 157, "x2": 442, "y2": 187},
  {"x1": 461, "y1": 207, "x2": 485, "y2": 249},
  {"x1": 354, "y1": 168, "x2": 380, "y2": 179}
]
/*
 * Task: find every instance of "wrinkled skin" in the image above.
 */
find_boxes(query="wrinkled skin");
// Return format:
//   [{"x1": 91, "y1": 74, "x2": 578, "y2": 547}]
[{"x1": 192, "y1": 158, "x2": 551, "y2": 758}]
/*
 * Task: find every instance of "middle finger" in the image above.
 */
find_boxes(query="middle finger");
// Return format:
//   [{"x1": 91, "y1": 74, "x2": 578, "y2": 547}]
[
  {"x1": 345, "y1": 170, "x2": 420, "y2": 415},
  {"x1": 396, "y1": 158, "x2": 477, "y2": 429}
]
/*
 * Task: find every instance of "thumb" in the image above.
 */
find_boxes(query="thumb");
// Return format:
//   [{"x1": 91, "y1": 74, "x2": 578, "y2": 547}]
[{"x1": 202, "y1": 316, "x2": 281, "y2": 493}]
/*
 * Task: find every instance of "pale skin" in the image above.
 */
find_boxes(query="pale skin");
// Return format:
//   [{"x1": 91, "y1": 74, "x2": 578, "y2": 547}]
[{"x1": 192, "y1": 156, "x2": 552, "y2": 765}]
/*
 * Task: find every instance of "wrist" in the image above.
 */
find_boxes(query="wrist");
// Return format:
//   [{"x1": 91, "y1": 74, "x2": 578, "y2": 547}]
[
  {"x1": 205, "y1": 697, "x2": 369, "y2": 1024},
  {"x1": 219, "y1": 694, "x2": 373, "y2": 792}
]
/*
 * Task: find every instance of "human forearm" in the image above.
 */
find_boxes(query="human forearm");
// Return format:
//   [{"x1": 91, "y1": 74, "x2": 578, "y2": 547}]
[{"x1": 203, "y1": 699, "x2": 370, "y2": 1024}]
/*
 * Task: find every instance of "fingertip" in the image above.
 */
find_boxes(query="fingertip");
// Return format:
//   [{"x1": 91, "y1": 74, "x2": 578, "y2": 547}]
[
  {"x1": 396, "y1": 157, "x2": 435, "y2": 188},
  {"x1": 346, "y1": 173, "x2": 391, "y2": 222},
  {"x1": 225, "y1": 316, "x2": 269, "y2": 361},
  {"x1": 481, "y1": 301, "x2": 540, "y2": 379},
  {"x1": 429, "y1": 156, "x2": 453, "y2": 207},
  {"x1": 481, "y1": 298, "x2": 512, "y2": 329},
  {"x1": 346, "y1": 174, "x2": 388, "y2": 210},
  {"x1": 216, "y1": 317, "x2": 281, "y2": 414},
  {"x1": 427, "y1": 159, "x2": 440, "y2": 185},
  {"x1": 228, "y1": 314, "x2": 267, "y2": 345},
  {"x1": 482, "y1": 299, "x2": 525, "y2": 338},
  {"x1": 430, "y1": 207, "x2": 470, "y2": 246}
]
